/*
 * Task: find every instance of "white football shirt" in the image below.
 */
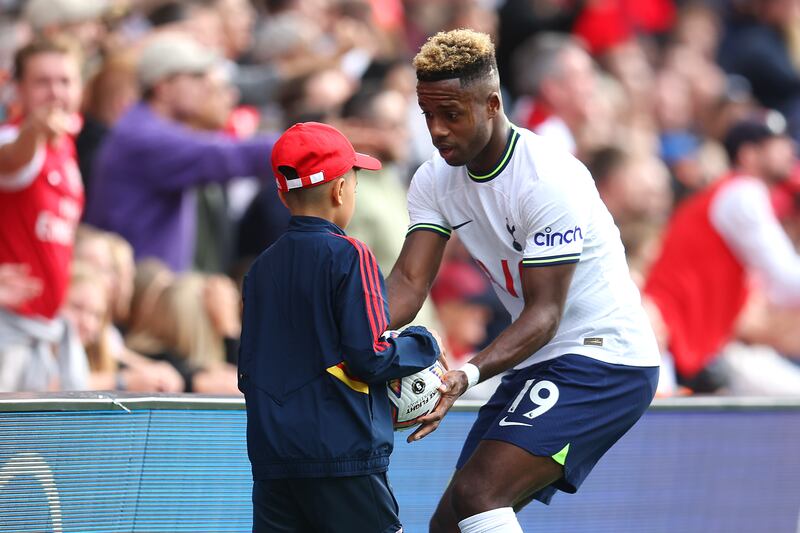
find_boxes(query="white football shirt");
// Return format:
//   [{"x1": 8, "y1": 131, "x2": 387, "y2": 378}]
[{"x1": 408, "y1": 126, "x2": 660, "y2": 368}]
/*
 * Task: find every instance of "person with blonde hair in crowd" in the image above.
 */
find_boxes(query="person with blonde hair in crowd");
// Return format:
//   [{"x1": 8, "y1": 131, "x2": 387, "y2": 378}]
[
  {"x1": 110, "y1": 241, "x2": 185, "y2": 393},
  {"x1": 106, "y1": 231, "x2": 135, "y2": 328},
  {"x1": 61, "y1": 261, "x2": 114, "y2": 387},
  {"x1": 127, "y1": 272, "x2": 241, "y2": 394},
  {"x1": 64, "y1": 258, "x2": 183, "y2": 392},
  {"x1": 126, "y1": 258, "x2": 175, "y2": 339},
  {"x1": 73, "y1": 226, "x2": 184, "y2": 392}
]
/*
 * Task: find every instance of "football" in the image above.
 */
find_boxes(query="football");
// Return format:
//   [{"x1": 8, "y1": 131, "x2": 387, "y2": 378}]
[{"x1": 387, "y1": 360, "x2": 446, "y2": 431}]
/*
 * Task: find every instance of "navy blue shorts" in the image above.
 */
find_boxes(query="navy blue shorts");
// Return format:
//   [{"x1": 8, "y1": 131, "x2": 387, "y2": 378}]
[
  {"x1": 456, "y1": 354, "x2": 658, "y2": 504},
  {"x1": 252, "y1": 472, "x2": 402, "y2": 533}
]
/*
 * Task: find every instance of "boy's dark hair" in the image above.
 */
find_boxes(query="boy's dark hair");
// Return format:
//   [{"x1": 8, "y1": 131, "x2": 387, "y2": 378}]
[
  {"x1": 13, "y1": 36, "x2": 82, "y2": 81},
  {"x1": 413, "y1": 29, "x2": 498, "y2": 87}
]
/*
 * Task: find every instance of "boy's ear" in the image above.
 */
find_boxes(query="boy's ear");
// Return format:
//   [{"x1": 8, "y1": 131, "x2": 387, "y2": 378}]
[
  {"x1": 277, "y1": 189, "x2": 289, "y2": 209},
  {"x1": 331, "y1": 177, "x2": 346, "y2": 206}
]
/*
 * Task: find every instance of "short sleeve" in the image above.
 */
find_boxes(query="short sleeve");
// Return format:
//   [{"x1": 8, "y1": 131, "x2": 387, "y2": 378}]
[
  {"x1": 406, "y1": 161, "x2": 451, "y2": 240},
  {"x1": 519, "y1": 178, "x2": 588, "y2": 268},
  {"x1": 710, "y1": 177, "x2": 800, "y2": 304}
]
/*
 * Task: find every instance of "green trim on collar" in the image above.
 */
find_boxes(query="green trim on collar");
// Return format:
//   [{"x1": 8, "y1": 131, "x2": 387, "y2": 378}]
[{"x1": 467, "y1": 126, "x2": 521, "y2": 183}]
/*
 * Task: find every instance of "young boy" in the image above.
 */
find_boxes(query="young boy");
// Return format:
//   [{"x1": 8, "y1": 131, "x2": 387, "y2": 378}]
[{"x1": 238, "y1": 122, "x2": 442, "y2": 533}]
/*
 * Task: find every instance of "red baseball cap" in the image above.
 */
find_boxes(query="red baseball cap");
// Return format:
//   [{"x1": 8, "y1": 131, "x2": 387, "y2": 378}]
[{"x1": 271, "y1": 122, "x2": 382, "y2": 192}]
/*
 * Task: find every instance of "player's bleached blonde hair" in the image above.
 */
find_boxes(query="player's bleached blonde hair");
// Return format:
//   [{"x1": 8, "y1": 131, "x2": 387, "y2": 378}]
[{"x1": 413, "y1": 29, "x2": 498, "y2": 85}]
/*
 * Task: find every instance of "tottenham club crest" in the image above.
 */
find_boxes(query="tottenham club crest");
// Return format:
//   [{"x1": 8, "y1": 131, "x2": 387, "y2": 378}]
[
  {"x1": 412, "y1": 379, "x2": 426, "y2": 395},
  {"x1": 505, "y1": 218, "x2": 523, "y2": 252}
]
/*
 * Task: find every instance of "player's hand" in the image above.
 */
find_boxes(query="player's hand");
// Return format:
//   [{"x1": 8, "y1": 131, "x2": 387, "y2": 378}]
[
  {"x1": 406, "y1": 369, "x2": 468, "y2": 443},
  {"x1": 0, "y1": 263, "x2": 42, "y2": 309}
]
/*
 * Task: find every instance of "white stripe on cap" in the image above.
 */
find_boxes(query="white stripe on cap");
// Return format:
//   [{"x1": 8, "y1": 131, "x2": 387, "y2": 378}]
[
  {"x1": 285, "y1": 177, "x2": 304, "y2": 190},
  {"x1": 309, "y1": 171, "x2": 324, "y2": 184}
]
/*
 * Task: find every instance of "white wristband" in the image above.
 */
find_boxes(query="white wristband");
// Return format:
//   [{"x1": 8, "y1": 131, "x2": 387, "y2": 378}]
[{"x1": 460, "y1": 363, "x2": 480, "y2": 389}]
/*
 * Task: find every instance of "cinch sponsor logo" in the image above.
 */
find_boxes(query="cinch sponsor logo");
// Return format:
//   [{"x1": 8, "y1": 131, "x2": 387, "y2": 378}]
[{"x1": 533, "y1": 226, "x2": 583, "y2": 246}]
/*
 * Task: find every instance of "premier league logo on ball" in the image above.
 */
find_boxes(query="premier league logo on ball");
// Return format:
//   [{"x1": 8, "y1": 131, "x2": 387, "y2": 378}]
[{"x1": 387, "y1": 361, "x2": 445, "y2": 430}]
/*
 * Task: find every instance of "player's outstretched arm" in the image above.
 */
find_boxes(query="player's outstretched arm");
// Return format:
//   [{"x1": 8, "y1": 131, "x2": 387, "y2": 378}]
[
  {"x1": 386, "y1": 231, "x2": 447, "y2": 329},
  {"x1": 408, "y1": 262, "x2": 577, "y2": 442}
]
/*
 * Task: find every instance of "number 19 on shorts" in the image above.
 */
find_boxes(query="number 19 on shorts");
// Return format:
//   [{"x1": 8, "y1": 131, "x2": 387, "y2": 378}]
[{"x1": 508, "y1": 379, "x2": 559, "y2": 420}]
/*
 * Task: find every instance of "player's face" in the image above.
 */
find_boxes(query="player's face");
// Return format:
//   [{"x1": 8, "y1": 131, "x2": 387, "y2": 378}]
[
  {"x1": 417, "y1": 79, "x2": 494, "y2": 167},
  {"x1": 17, "y1": 52, "x2": 82, "y2": 115}
]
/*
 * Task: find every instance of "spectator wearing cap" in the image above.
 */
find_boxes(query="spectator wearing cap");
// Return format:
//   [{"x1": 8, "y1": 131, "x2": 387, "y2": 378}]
[
  {"x1": 84, "y1": 35, "x2": 277, "y2": 271},
  {"x1": 643, "y1": 111, "x2": 800, "y2": 395}
]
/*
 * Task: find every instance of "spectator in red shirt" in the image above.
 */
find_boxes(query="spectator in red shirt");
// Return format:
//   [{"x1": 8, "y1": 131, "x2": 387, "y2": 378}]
[
  {"x1": 644, "y1": 111, "x2": 800, "y2": 394},
  {"x1": 0, "y1": 37, "x2": 88, "y2": 392}
]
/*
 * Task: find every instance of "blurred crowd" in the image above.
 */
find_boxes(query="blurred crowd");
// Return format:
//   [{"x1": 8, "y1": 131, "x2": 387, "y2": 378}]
[{"x1": 0, "y1": 0, "x2": 799, "y2": 397}]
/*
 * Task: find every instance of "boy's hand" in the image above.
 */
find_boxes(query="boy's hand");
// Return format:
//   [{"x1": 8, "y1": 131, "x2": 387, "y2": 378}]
[{"x1": 406, "y1": 369, "x2": 467, "y2": 443}]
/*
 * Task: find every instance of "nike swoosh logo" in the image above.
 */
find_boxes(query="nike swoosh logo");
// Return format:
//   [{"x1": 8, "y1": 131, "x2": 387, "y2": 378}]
[
  {"x1": 498, "y1": 416, "x2": 532, "y2": 427},
  {"x1": 452, "y1": 220, "x2": 473, "y2": 230}
]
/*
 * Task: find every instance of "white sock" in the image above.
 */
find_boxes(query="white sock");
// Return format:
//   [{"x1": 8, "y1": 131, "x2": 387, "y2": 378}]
[{"x1": 457, "y1": 507, "x2": 523, "y2": 533}]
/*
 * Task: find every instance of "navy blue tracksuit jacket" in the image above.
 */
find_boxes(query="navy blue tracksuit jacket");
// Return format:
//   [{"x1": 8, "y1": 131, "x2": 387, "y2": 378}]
[{"x1": 239, "y1": 215, "x2": 440, "y2": 480}]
